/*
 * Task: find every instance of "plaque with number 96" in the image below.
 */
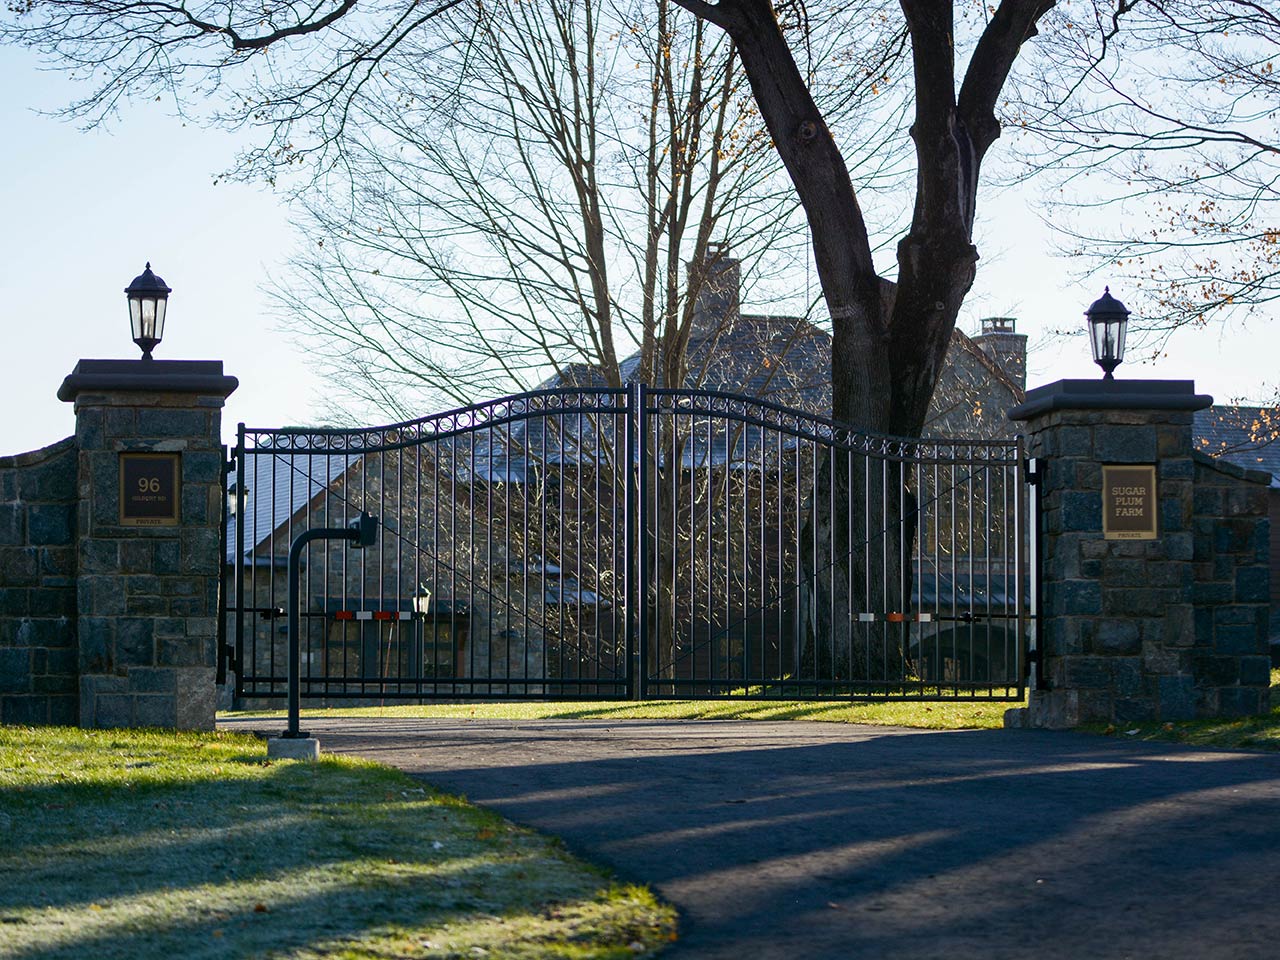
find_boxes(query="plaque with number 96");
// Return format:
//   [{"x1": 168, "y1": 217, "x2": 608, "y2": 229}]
[{"x1": 119, "y1": 453, "x2": 181, "y2": 526}]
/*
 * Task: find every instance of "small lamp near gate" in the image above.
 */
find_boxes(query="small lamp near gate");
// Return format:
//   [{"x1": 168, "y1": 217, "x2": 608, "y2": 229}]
[
  {"x1": 125, "y1": 263, "x2": 172, "y2": 360},
  {"x1": 1085, "y1": 286, "x2": 1130, "y2": 380}
]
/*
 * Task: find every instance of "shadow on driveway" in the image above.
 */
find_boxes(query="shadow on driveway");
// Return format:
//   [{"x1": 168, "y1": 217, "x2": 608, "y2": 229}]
[{"x1": 221, "y1": 718, "x2": 1280, "y2": 959}]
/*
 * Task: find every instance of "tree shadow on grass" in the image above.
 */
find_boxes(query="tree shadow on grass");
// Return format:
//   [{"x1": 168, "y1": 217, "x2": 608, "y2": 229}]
[{"x1": 0, "y1": 747, "x2": 654, "y2": 960}]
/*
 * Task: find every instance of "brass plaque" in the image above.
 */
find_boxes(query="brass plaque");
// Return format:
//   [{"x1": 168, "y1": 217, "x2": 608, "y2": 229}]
[
  {"x1": 119, "y1": 453, "x2": 181, "y2": 526},
  {"x1": 1102, "y1": 465, "x2": 1157, "y2": 540}
]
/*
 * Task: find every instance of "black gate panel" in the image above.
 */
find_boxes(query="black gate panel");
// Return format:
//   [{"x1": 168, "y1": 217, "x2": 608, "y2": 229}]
[
  {"x1": 228, "y1": 387, "x2": 1027, "y2": 702},
  {"x1": 636, "y1": 389, "x2": 1025, "y2": 699}
]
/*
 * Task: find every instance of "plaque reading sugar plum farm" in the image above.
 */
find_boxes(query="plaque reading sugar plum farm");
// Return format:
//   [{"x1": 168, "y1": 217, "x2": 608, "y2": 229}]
[
  {"x1": 119, "y1": 453, "x2": 180, "y2": 526},
  {"x1": 1102, "y1": 465, "x2": 1157, "y2": 540}
]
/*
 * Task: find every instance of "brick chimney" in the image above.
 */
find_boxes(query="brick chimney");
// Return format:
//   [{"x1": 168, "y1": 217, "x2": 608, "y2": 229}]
[
  {"x1": 973, "y1": 317, "x2": 1026, "y2": 392},
  {"x1": 689, "y1": 243, "x2": 740, "y2": 338}
]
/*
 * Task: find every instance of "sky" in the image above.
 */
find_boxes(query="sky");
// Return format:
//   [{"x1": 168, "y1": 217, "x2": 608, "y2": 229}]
[
  {"x1": 0, "y1": 50, "x2": 320, "y2": 455},
  {"x1": 0, "y1": 45, "x2": 1273, "y2": 458}
]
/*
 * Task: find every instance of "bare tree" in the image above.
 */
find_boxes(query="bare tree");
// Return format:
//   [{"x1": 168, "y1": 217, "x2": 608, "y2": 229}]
[
  {"x1": 4, "y1": 0, "x2": 1059, "y2": 685},
  {"x1": 270, "y1": 0, "x2": 806, "y2": 418},
  {"x1": 3, "y1": 0, "x2": 1050, "y2": 436},
  {"x1": 273, "y1": 2, "x2": 919, "y2": 422},
  {"x1": 650, "y1": 1, "x2": 1051, "y2": 437},
  {"x1": 1008, "y1": 0, "x2": 1280, "y2": 354}
]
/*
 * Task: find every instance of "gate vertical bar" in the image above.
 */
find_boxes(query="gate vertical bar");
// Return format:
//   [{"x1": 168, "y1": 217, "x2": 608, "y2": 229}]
[
  {"x1": 623, "y1": 382, "x2": 639, "y2": 699},
  {"x1": 1025, "y1": 453, "x2": 1042, "y2": 691},
  {"x1": 216, "y1": 444, "x2": 231, "y2": 685},
  {"x1": 233, "y1": 423, "x2": 247, "y2": 696},
  {"x1": 636, "y1": 384, "x2": 650, "y2": 700}
]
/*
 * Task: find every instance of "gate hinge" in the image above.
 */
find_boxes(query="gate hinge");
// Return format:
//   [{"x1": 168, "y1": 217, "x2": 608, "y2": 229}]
[
  {"x1": 1028, "y1": 646, "x2": 1047, "y2": 691},
  {"x1": 216, "y1": 642, "x2": 235, "y2": 685},
  {"x1": 1024, "y1": 456, "x2": 1043, "y2": 486}
]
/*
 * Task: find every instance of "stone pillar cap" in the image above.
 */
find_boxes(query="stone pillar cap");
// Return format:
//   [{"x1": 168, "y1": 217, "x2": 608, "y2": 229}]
[
  {"x1": 58, "y1": 359, "x2": 239, "y2": 403},
  {"x1": 1009, "y1": 378, "x2": 1212, "y2": 421}
]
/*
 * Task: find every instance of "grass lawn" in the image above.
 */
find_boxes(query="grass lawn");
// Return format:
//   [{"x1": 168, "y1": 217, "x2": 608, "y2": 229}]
[
  {"x1": 0, "y1": 726, "x2": 676, "y2": 960},
  {"x1": 222, "y1": 696, "x2": 1014, "y2": 730},
  {"x1": 225, "y1": 670, "x2": 1280, "y2": 748}
]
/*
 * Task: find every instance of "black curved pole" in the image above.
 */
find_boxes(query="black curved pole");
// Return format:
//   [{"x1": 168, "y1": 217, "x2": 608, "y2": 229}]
[{"x1": 284, "y1": 513, "x2": 377, "y2": 739}]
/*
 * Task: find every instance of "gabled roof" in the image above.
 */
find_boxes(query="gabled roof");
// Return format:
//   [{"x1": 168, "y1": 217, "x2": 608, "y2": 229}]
[
  {"x1": 481, "y1": 312, "x2": 1028, "y2": 480},
  {"x1": 540, "y1": 313, "x2": 830, "y2": 409},
  {"x1": 678, "y1": 314, "x2": 831, "y2": 409},
  {"x1": 227, "y1": 448, "x2": 359, "y2": 562},
  {"x1": 1193, "y1": 406, "x2": 1280, "y2": 488},
  {"x1": 542, "y1": 314, "x2": 1024, "y2": 416},
  {"x1": 952, "y1": 328, "x2": 1025, "y2": 403},
  {"x1": 465, "y1": 315, "x2": 833, "y2": 482}
]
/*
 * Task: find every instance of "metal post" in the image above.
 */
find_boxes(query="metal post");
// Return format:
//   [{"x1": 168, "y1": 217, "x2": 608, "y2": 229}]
[
  {"x1": 216, "y1": 445, "x2": 232, "y2": 686},
  {"x1": 284, "y1": 513, "x2": 378, "y2": 738}
]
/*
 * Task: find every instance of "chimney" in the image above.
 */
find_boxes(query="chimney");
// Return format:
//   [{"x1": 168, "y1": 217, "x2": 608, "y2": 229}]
[
  {"x1": 689, "y1": 243, "x2": 740, "y2": 338},
  {"x1": 973, "y1": 317, "x2": 1026, "y2": 392}
]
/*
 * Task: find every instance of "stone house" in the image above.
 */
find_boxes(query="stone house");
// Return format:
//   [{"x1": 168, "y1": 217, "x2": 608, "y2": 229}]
[
  {"x1": 225, "y1": 251, "x2": 1031, "y2": 698},
  {"x1": 538, "y1": 248, "x2": 1026, "y2": 437}
]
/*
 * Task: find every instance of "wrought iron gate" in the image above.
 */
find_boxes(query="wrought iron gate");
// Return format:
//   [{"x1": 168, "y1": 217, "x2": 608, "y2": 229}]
[{"x1": 224, "y1": 386, "x2": 1028, "y2": 702}]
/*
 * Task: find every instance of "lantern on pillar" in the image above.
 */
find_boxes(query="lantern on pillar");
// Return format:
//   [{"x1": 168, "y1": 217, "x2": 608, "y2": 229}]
[
  {"x1": 125, "y1": 263, "x2": 172, "y2": 360},
  {"x1": 1085, "y1": 287, "x2": 1130, "y2": 380}
]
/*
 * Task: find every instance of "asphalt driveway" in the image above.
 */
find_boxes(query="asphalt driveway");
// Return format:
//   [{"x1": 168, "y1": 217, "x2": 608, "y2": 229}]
[{"x1": 220, "y1": 717, "x2": 1280, "y2": 959}]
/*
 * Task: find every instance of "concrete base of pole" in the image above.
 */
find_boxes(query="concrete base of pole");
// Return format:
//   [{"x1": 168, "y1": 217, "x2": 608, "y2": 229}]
[
  {"x1": 267, "y1": 736, "x2": 321, "y2": 761},
  {"x1": 1002, "y1": 707, "x2": 1029, "y2": 729}
]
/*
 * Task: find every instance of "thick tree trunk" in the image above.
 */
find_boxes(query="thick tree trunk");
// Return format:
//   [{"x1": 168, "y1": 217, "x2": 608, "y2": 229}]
[
  {"x1": 643, "y1": 420, "x2": 686, "y2": 688},
  {"x1": 672, "y1": 0, "x2": 1053, "y2": 433},
  {"x1": 693, "y1": 0, "x2": 892, "y2": 432},
  {"x1": 673, "y1": 0, "x2": 1053, "y2": 683}
]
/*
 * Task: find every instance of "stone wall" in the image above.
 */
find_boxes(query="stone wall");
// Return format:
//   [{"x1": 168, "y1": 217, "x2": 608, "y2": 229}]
[
  {"x1": 1030, "y1": 405, "x2": 1200, "y2": 724},
  {"x1": 0, "y1": 438, "x2": 78, "y2": 725},
  {"x1": 1191, "y1": 452, "x2": 1272, "y2": 715}
]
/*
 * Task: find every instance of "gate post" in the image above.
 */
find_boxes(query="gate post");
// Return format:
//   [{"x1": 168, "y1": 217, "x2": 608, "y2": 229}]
[
  {"x1": 1008, "y1": 379, "x2": 1271, "y2": 728},
  {"x1": 58, "y1": 359, "x2": 238, "y2": 730}
]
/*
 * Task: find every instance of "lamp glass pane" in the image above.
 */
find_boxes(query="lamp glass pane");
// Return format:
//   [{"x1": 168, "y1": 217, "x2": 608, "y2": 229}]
[
  {"x1": 129, "y1": 298, "x2": 143, "y2": 340},
  {"x1": 153, "y1": 298, "x2": 167, "y2": 342},
  {"x1": 140, "y1": 297, "x2": 157, "y2": 334},
  {"x1": 1089, "y1": 319, "x2": 1106, "y2": 362}
]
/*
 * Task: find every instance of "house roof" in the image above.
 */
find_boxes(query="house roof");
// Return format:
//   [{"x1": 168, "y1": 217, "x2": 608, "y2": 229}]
[
  {"x1": 952, "y1": 328, "x2": 1025, "y2": 403},
  {"x1": 1193, "y1": 406, "x2": 1280, "y2": 488},
  {"x1": 461, "y1": 315, "x2": 833, "y2": 483},
  {"x1": 226, "y1": 448, "x2": 359, "y2": 562},
  {"x1": 541, "y1": 313, "x2": 830, "y2": 408},
  {"x1": 677, "y1": 314, "x2": 832, "y2": 408},
  {"x1": 469, "y1": 311, "x2": 1026, "y2": 481},
  {"x1": 544, "y1": 314, "x2": 1024, "y2": 414}
]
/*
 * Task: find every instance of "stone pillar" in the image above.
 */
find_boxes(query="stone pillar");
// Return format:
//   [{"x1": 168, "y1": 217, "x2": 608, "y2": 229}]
[
  {"x1": 58, "y1": 360, "x2": 238, "y2": 730},
  {"x1": 1009, "y1": 379, "x2": 1269, "y2": 728}
]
